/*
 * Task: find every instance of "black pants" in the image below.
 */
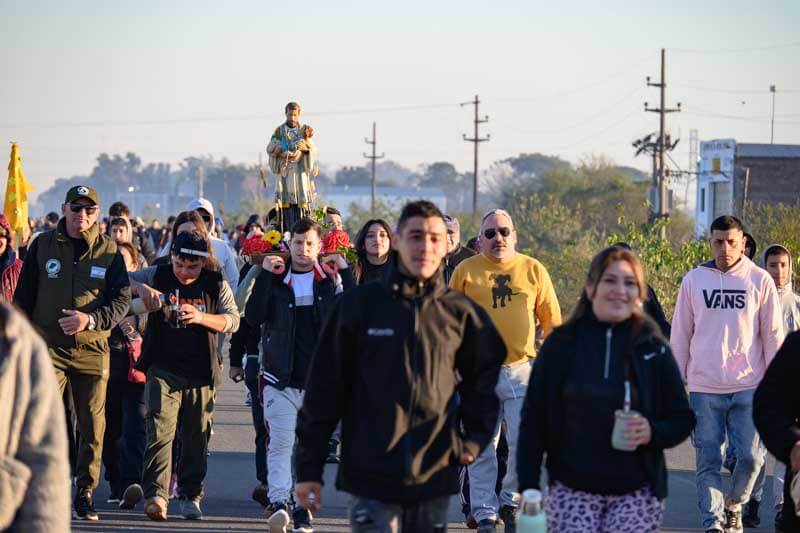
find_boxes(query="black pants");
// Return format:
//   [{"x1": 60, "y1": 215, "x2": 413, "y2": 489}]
[
  {"x1": 102, "y1": 380, "x2": 147, "y2": 495},
  {"x1": 245, "y1": 356, "x2": 269, "y2": 484},
  {"x1": 781, "y1": 470, "x2": 800, "y2": 531}
]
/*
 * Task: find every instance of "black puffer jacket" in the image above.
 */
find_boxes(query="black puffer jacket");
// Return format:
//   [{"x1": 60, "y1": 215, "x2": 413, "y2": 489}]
[
  {"x1": 517, "y1": 311, "x2": 694, "y2": 499},
  {"x1": 295, "y1": 266, "x2": 506, "y2": 503}
]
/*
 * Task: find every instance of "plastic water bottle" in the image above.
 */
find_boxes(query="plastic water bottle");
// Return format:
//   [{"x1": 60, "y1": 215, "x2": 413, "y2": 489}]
[{"x1": 517, "y1": 489, "x2": 547, "y2": 533}]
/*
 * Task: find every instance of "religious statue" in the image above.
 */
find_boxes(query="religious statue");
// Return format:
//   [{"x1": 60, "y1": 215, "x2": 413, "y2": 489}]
[{"x1": 267, "y1": 102, "x2": 318, "y2": 233}]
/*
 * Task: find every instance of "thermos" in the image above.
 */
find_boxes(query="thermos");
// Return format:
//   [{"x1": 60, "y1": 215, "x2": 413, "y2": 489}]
[{"x1": 517, "y1": 489, "x2": 547, "y2": 533}]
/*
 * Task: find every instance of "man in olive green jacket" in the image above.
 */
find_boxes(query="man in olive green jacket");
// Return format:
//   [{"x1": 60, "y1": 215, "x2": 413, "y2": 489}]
[{"x1": 14, "y1": 185, "x2": 131, "y2": 521}]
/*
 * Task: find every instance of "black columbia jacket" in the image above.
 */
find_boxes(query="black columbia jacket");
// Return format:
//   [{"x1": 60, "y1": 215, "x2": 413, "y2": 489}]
[{"x1": 295, "y1": 266, "x2": 506, "y2": 503}]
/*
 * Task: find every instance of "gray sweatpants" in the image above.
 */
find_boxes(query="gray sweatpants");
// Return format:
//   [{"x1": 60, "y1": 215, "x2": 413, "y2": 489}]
[{"x1": 468, "y1": 358, "x2": 532, "y2": 522}]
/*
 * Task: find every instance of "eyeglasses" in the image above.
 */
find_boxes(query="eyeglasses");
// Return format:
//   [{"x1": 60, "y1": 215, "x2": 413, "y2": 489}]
[
  {"x1": 483, "y1": 227, "x2": 512, "y2": 240},
  {"x1": 69, "y1": 203, "x2": 98, "y2": 215}
]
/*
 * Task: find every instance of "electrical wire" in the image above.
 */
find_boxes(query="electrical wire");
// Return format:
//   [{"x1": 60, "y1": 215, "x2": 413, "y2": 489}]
[
  {"x1": 671, "y1": 83, "x2": 800, "y2": 95},
  {"x1": 670, "y1": 41, "x2": 800, "y2": 54}
]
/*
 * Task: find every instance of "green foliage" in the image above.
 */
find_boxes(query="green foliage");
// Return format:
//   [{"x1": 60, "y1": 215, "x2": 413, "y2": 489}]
[
  {"x1": 745, "y1": 202, "x2": 800, "y2": 282},
  {"x1": 342, "y1": 198, "x2": 403, "y2": 238},
  {"x1": 606, "y1": 217, "x2": 709, "y2": 319}
]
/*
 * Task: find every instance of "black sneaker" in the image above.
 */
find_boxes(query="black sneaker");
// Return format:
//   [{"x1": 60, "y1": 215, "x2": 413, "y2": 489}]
[
  {"x1": 741, "y1": 499, "x2": 760, "y2": 527},
  {"x1": 74, "y1": 489, "x2": 99, "y2": 521},
  {"x1": 292, "y1": 507, "x2": 314, "y2": 533},
  {"x1": 477, "y1": 519, "x2": 497, "y2": 533},
  {"x1": 252, "y1": 482, "x2": 270, "y2": 508},
  {"x1": 120, "y1": 483, "x2": 144, "y2": 510},
  {"x1": 724, "y1": 506, "x2": 743, "y2": 533},
  {"x1": 775, "y1": 509, "x2": 784, "y2": 532},
  {"x1": 499, "y1": 505, "x2": 516, "y2": 533},
  {"x1": 266, "y1": 501, "x2": 290, "y2": 533}
]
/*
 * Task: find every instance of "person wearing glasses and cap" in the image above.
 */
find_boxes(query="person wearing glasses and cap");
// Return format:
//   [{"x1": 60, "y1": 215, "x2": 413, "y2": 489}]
[
  {"x1": 13, "y1": 185, "x2": 132, "y2": 521},
  {"x1": 449, "y1": 208, "x2": 562, "y2": 533}
]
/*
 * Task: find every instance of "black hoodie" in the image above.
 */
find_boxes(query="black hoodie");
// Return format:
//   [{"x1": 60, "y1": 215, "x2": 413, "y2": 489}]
[{"x1": 517, "y1": 310, "x2": 694, "y2": 499}]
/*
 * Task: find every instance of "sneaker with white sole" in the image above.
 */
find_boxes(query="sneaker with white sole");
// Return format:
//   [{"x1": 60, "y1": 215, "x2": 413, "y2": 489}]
[{"x1": 266, "y1": 501, "x2": 290, "y2": 533}]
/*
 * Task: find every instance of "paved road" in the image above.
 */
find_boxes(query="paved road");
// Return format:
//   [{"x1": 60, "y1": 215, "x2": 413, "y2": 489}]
[{"x1": 73, "y1": 376, "x2": 781, "y2": 532}]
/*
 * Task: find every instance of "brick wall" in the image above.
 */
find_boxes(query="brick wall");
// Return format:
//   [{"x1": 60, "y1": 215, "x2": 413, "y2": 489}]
[{"x1": 732, "y1": 157, "x2": 800, "y2": 213}]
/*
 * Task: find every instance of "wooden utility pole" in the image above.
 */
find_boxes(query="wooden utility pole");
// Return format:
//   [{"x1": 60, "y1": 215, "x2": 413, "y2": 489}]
[
  {"x1": 363, "y1": 122, "x2": 385, "y2": 214},
  {"x1": 645, "y1": 49, "x2": 681, "y2": 231},
  {"x1": 197, "y1": 166, "x2": 205, "y2": 198},
  {"x1": 461, "y1": 95, "x2": 490, "y2": 213}
]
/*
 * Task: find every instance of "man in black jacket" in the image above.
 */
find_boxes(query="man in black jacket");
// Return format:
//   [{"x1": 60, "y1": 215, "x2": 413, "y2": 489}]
[
  {"x1": 246, "y1": 218, "x2": 353, "y2": 533},
  {"x1": 443, "y1": 214, "x2": 476, "y2": 285},
  {"x1": 753, "y1": 331, "x2": 800, "y2": 532},
  {"x1": 294, "y1": 200, "x2": 506, "y2": 533}
]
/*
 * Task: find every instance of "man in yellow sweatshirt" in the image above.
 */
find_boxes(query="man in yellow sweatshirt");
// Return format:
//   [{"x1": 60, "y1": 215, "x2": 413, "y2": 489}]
[{"x1": 450, "y1": 208, "x2": 561, "y2": 533}]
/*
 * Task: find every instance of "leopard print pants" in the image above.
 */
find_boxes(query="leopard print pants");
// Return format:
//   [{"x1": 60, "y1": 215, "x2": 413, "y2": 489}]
[{"x1": 544, "y1": 481, "x2": 664, "y2": 532}]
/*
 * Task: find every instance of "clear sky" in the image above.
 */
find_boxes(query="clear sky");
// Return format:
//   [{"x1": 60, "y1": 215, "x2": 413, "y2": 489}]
[{"x1": 2, "y1": 0, "x2": 798, "y2": 201}]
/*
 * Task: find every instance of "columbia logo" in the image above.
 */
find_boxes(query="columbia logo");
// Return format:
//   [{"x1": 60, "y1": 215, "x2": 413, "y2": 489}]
[{"x1": 367, "y1": 328, "x2": 395, "y2": 337}]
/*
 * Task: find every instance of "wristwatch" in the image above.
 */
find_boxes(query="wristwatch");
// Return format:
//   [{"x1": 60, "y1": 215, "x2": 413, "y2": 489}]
[{"x1": 87, "y1": 314, "x2": 96, "y2": 331}]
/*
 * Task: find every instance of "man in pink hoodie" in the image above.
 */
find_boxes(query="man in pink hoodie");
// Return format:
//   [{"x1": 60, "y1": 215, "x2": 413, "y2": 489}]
[{"x1": 671, "y1": 215, "x2": 785, "y2": 533}]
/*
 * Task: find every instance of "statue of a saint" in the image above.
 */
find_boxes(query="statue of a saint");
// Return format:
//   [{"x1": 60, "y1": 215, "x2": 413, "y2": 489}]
[{"x1": 267, "y1": 102, "x2": 318, "y2": 232}]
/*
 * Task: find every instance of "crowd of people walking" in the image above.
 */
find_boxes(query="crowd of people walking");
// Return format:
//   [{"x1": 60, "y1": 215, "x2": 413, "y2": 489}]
[{"x1": 1, "y1": 183, "x2": 799, "y2": 533}]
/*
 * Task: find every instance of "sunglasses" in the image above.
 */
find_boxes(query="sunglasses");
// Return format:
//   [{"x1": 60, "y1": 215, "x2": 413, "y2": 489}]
[
  {"x1": 483, "y1": 227, "x2": 512, "y2": 240},
  {"x1": 69, "y1": 203, "x2": 98, "y2": 215}
]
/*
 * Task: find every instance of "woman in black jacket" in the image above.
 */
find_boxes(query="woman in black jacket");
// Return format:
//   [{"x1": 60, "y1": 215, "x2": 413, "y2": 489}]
[
  {"x1": 517, "y1": 245, "x2": 694, "y2": 533},
  {"x1": 352, "y1": 219, "x2": 393, "y2": 285}
]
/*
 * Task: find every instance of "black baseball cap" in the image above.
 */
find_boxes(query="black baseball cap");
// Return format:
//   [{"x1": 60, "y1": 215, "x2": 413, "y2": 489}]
[
  {"x1": 171, "y1": 231, "x2": 209, "y2": 260},
  {"x1": 65, "y1": 185, "x2": 99, "y2": 205}
]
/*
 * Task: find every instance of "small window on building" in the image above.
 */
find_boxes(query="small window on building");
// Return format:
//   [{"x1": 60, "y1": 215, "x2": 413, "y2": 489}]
[{"x1": 701, "y1": 188, "x2": 706, "y2": 212}]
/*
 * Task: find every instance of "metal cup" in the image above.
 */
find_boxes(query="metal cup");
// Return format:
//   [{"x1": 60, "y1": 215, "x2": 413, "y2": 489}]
[{"x1": 611, "y1": 409, "x2": 642, "y2": 451}]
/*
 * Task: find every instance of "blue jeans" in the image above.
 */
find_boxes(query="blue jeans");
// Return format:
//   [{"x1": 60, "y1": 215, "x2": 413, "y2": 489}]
[{"x1": 690, "y1": 390, "x2": 765, "y2": 530}]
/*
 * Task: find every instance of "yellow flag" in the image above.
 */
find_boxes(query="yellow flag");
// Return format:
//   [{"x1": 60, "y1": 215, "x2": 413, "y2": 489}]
[{"x1": 4, "y1": 142, "x2": 34, "y2": 233}]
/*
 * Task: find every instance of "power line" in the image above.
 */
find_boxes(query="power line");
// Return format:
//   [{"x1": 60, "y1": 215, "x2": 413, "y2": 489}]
[
  {"x1": 0, "y1": 102, "x2": 463, "y2": 129},
  {"x1": 671, "y1": 83, "x2": 800, "y2": 95},
  {"x1": 493, "y1": 86, "x2": 645, "y2": 136},
  {"x1": 670, "y1": 41, "x2": 800, "y2": 54}
]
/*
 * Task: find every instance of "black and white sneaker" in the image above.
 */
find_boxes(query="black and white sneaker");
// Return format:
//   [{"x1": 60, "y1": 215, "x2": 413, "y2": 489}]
[
  {"x1": 292, "y1": 507, "x2": 314, "y2": 532},
  {"x1": 74, "y1": 489, "x2": 99, "y2": 521},
  {"x1": 266, "y1": 501, "x2": 290, "y2": 533}
]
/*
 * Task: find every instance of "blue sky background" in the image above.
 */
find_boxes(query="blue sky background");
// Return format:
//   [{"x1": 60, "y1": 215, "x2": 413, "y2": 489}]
[{"x1": 2, "y1": 0, "x2": 798, "y2": 199}]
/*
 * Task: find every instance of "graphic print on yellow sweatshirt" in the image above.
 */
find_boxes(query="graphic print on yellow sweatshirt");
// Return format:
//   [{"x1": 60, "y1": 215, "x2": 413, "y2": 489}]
[{"x1": 449, "y1": 253, "x2": 561, "y2": 365}]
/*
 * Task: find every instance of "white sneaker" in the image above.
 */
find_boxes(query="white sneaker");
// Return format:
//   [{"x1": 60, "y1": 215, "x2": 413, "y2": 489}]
[{"x1": 181, "y1": 497, "x2": 203, "y2": 520}]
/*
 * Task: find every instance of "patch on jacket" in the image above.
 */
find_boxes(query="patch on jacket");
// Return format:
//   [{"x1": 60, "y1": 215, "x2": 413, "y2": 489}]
[{"x1": 367, "y1": 328, "x2": 395, "y2": 337}]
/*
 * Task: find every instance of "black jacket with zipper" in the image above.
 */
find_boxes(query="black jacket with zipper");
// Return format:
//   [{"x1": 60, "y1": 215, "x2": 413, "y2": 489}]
[
  {"x1": 294, "y1": 266, "x2": 506, "y2": 503},
  {"x1": 245, "y1": 260, "x2": 355, "y2": 390},
  {"x1": 517, "y1": 311, "x2": 695, "y2": 499}
]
